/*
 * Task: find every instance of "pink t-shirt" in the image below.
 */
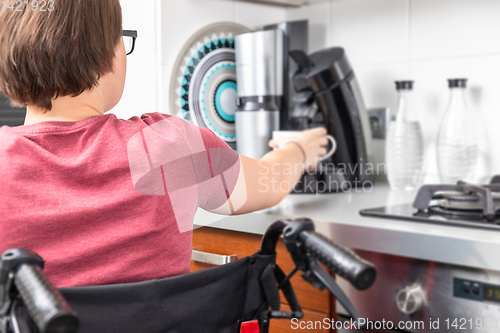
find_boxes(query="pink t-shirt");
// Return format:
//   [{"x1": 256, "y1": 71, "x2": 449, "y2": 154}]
[{"x1": 0, "y1": 113, "x2": 240, "y2": 287}]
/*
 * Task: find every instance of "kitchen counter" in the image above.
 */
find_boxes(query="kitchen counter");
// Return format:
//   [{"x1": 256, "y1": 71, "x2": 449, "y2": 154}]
[{"x1": 194, "y1": 184, "x2": 500, "y2": 272}]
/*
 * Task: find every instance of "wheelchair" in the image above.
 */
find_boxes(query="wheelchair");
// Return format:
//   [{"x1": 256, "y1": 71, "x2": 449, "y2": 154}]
[{"x1": 0, "y1": 218, "x2": 376, "y2": 333}]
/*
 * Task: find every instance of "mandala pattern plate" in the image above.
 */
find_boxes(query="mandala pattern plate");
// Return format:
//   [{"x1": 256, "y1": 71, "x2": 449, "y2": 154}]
[{"x1": 169, "y1": 22, "x2": 251, "y2": 149}]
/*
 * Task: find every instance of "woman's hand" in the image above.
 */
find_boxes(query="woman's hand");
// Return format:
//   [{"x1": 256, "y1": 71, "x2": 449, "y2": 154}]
[
  {"x1": 211, "y1": 127, "x2": 331, "y2": 215},
  {"x1": 268, "y1": 127, "x2": 329, "y2": 170}
]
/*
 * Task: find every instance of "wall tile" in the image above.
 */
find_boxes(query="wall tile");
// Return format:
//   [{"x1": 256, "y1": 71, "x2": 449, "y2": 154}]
[
  {"x1": 160, "y1": 0, "x2": 234, "y2": 66},
  {"x1": 159, "y1": 65, "x2": 174, "y2": 115},
  {"x1": 234, "y1": 1, "x2": 287, "y2": 30},
  {"x1": 329, "y1": 0, "x2": 410, "y2": 65},
  {"x1": 355, "y1": 62, "x2": 411, "y2": 110},
  {"x1": 411, "y1": 0, "x2": 500, "y2": 60},
  {"x1": 286, "y1": 2, "x2": 330, "y2": 53},
  {"x1": 114, "y1": 0, "x2": 159, "y2": 119},
  {"x1": 354, "y1": 62, "x2": 411, "y2": 171},
  {"x1": 286, "y1": 0, "x2": 500, "y2": 179},
  {"x1": 411, "y1": 55, "x2": 500, "y2": 183},
  {"x1": 156, "y1": 0, "x2": 500, "y2": 180}
]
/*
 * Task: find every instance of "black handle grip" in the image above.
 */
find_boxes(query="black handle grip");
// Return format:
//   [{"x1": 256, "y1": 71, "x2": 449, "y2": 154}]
[
  {"x1": 14, "y1": 264, "x2": 79, "y2": 333},
  {"x1": 299, "y1": 231, "x2": 376, "y2": 290}
]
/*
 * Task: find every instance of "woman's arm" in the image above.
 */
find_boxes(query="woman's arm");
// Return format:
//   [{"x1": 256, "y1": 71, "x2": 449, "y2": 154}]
[{"x1": 209, "y1": 127, "x2": 328, "y2": 215}]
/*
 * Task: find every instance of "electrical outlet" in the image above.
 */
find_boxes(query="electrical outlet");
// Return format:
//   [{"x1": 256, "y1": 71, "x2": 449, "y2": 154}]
[{"x1": 367, "y1": 108, "x2": 388, "y2": 139}]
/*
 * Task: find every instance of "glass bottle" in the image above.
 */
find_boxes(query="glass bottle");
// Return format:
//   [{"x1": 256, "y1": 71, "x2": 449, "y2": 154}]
[
  {"x1": 385, "y1": 81, "x2": 424, "y2": 190},
  {"x1": 436, "y1": 78, "x2": 478, "y2": 184}
]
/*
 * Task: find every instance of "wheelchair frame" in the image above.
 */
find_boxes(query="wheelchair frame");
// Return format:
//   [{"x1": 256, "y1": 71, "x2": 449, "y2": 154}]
[{"x1": 0, "y1": 218, "x2": 376, "y2": 333}]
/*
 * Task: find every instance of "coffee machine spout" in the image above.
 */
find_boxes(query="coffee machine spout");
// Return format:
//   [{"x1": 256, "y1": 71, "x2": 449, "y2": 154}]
[{"x1": 290, "y1": 91, "x2": 319, "y2": 130}]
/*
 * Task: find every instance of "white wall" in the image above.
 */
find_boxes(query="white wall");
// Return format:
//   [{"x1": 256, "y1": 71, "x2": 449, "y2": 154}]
[
  {"x1": 113, "y1": 0, "x2": 161, "y2": 120},
  {"x1": 116, "y1": 0, "x2": 499, "y2": 182},
  {"x1": 114, "y1": 0, "x2": 286, "y2": 120},
  {"x1": 288, "y1": 0, "x2": 500, "y2": 182},
  {"x1": 159, "y1": 0, "x2": 286, "y2": 116}
]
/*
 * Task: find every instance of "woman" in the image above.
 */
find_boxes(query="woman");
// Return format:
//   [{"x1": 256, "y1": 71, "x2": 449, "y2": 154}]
[{"x1": 0, "y1": 0, "x2": 328, "y2": 287}]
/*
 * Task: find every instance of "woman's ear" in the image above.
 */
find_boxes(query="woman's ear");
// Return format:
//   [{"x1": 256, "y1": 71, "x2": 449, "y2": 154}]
[{"x1": 98, "y1": 39, "x2": 127, "y2": 112}]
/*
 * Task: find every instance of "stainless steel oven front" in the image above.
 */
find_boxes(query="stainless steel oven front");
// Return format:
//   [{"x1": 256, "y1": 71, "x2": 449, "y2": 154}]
[{"x1": 336, "y1": 250, "x2": 500, "y2": 333}]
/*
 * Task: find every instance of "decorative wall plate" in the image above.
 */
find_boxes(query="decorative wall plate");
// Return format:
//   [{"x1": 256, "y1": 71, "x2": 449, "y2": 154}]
[{"x1": 169, "y1": 22, "x2": 251, "y2": 148}]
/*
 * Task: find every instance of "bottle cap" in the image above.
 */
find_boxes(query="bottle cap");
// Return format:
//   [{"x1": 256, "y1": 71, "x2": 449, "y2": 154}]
[
  {"x1": 395, "y1": 81, "x2": 414, "y2": 90},
  {"x1": 448, "y1": 78, "x2": 467, "y2": 88}
]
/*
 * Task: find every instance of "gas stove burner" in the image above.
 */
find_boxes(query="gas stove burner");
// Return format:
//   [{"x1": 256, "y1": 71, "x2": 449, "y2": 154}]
[
  {"x1": 413, "y1": 179, "x2": 500, "y2": 222},
  {"x1": 437, "y1": 191, "x2": 500, "y2": 211},
  {"x1": 427, "y1": 205, "x2": 494, "y2": 220},
  {"x1": 437, "y1": 192, "x2": 483, "y2": 211},
  {"x1": 360, "y1": 175, "x2": 500, "y2": 230}
]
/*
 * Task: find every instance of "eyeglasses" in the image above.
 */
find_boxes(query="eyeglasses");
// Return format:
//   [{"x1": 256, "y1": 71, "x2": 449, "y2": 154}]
[{"x1": 122, "y1": 30, "x2": 137, "y2": 56}]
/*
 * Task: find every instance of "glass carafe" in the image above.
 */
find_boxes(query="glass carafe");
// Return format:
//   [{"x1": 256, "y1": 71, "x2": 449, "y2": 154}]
[
  {"x1": 436, "y1": 79, "x2": 478, "y2": 184},
  {"x1": 385, "y1": 81, "x2": 424, "y2": 190}
]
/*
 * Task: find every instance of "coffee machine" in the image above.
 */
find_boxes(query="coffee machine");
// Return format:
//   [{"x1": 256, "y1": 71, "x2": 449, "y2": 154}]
[
  {"x1": 235, "y1": 20, "x2": 373, "y2": 192},
  {"x1": 288, "y1": 47, "x2": 374, "y2": 192},
  {"x1": 234, "y1": 30, "x2": 283, "y2": 159}
]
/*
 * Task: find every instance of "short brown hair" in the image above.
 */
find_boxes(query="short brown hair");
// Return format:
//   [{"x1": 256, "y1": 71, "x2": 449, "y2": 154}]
[{"x1": 0, "y1": 0, "x2": 122, "y2": 110}]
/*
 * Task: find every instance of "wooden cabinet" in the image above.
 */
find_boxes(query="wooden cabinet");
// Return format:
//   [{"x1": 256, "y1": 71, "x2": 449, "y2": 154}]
[{"x1": 192, "y1": 226, "x2": 337, "y2": 333}]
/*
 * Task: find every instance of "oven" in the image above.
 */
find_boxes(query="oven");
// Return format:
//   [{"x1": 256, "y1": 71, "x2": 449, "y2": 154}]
[
  {"x1": 352, "y1": 176, "x2": 500, "y2": 332},
  {"x1": 337, "y1": 250, "x2": 500, "y2": 333}
]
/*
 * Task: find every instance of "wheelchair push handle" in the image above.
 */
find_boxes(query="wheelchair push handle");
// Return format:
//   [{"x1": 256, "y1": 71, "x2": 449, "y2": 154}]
[
  {"x1": 260, "y1": 218, "x2": 376, "y2": 291},
  {"x1": 1, "y1": 249, "x2": 79, "y2": 333},
  {"x1": 299, "y1": 231, "x2": 376, "y2": 290},
  {"x1": 15, "y1": 264, "x2": 79, "y2": 333}
]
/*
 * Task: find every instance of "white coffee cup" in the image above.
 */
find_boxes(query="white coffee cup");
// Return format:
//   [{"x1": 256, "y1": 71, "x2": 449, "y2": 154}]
[{"x1": 272, "y1": 130, "x2": 337, "y2": 162}]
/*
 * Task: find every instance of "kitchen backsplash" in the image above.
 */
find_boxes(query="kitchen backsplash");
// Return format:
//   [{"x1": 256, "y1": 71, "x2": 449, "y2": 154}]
[
  {"x1": 288, "y1": 0, "x2": 500, "y2": 183},
  {"x1": 115, "y1": 0, "x2": 499, "y2": 184},
  {"x1": 114, "y1": 0, "x2": 287, "y2": 123}
]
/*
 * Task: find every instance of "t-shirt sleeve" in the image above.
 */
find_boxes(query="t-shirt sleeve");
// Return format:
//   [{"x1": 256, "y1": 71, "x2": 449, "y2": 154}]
[
  {"x1": 188, "y1": 125, "x2": 241, "y2": 211},
  {"x1": 128, "y1": 113, "x2": 240, "y2": 212}
]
